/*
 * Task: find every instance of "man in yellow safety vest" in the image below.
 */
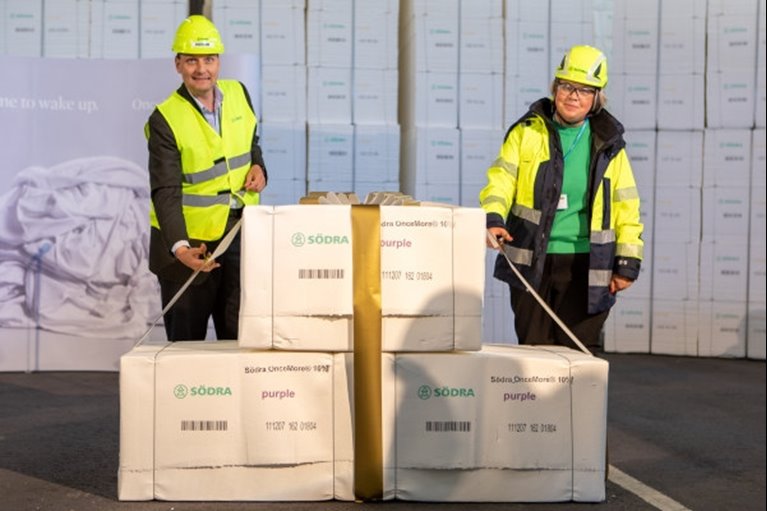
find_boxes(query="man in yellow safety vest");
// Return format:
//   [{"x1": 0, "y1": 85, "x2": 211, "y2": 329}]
[{"x1": 145, "y1": 15, "x2": 267, "y2": 341}]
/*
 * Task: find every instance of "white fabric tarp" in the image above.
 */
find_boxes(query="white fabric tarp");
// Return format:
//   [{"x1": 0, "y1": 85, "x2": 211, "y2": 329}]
[{"x1": 0, "y1": 156, "x2": 159, "y2": 338}]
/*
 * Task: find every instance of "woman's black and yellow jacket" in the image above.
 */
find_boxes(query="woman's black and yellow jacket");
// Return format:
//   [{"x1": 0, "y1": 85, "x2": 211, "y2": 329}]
[{"x1": 480, "y1": 97, "x2": 643, "y2": 314}]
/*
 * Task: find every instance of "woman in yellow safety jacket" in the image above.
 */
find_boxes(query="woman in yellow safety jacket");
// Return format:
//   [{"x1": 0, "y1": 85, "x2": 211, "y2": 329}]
[{"x1": 480, "y1": 45, "x2": 643, "y2": 352}]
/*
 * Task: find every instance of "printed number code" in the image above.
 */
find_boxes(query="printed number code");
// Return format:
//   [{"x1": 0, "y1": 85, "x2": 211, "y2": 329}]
[
  {"x1": 298, "y1": 268, "x2": 344, "y2": 279},
  {"x1": 180, "y1": 420, "x2": 228, "y2": 431},
  {"x1": 425, "y1": 421, "x2": 471, "y2": 432}
]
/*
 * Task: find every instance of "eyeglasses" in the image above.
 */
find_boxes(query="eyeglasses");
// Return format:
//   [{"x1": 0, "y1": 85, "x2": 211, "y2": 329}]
[{"x1": 557, "y1": 82, "x2": 597, "y2": 98}]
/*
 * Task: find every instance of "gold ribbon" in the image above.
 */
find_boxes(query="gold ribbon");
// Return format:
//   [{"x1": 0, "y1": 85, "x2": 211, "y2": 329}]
[{"x1": 351, "y1": 205, "x2": 383, "y2": 500}]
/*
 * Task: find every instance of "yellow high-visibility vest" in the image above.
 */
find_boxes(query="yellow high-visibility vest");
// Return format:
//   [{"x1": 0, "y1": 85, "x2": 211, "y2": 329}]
[{"x1": 150, "y1": 80, "x2": 258, "y2": 241}]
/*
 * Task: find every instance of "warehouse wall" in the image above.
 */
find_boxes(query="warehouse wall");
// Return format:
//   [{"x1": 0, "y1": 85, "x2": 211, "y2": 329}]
[{"x1": 0, "y1": 0, "x2": 765, "y2": 361}]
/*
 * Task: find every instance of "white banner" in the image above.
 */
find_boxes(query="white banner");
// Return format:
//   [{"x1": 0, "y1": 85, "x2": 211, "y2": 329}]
[{"x1": 0, "y1": 55, "x2": 260, "y2": 370}]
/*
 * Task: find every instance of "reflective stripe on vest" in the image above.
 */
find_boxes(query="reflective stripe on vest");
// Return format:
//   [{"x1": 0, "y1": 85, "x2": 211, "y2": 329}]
[
  {"x1": 511, "y1": 203, "x2": 542, "y2": 225},
  {"x1": 481, "y1": 194, "x2": 509, "y2": 211},
  {"x1": 504, "y1": 246, "x2": 533, "y2": 266},
  {"x1": 491, "y1": 157, "x2": 518, "y2": 178},
  {"x1": 590, "y1": 229, "x2": 615, "y2": 244},
  {"x1": 589, "y1": 269, "x2": 613, "y2": 287},
  {"x1": 617, "y1": 241, "x2": 643, "y2": 259},
  {"x1": 183, "y1": 194, "x2": 230, "y2": 207},
  {"x1": 182, "y1": 152, "x2": 251, "y2": 185},
  {"x1": 183, "y1": 159, "x2": 228, "y2": 184}
]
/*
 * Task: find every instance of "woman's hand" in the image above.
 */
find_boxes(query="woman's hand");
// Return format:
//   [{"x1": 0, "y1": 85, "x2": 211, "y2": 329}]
[
  {"x1": 609, "y1": 275, "x2": 633, "y2": 294},
  {"x1": 486, "y1": 226, "x2": 513, "y2": 248}
]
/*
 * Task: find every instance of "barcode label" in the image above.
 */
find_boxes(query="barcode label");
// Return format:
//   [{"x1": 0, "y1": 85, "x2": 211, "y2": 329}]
[
  {"x1": 425, "y1": 421, "x2": 471, "y2": 432},
  {"x1": 298, "y1": 268, "x2": 344, "y2": 279},
  {"x1": 180, "y1": 420, "x2": 228, "y2": 431}
]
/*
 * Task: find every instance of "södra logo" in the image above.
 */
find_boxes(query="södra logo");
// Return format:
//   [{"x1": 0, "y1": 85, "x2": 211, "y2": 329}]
[
  {"x1": 173, "y1": 384, "x2": 233, "y2": 399},
  {"x1": 291, "y1": 232, "x2": 350, "y2": 247},
  {"x1": 417, "y1": 384, "x2": 475, "y2": 400}
]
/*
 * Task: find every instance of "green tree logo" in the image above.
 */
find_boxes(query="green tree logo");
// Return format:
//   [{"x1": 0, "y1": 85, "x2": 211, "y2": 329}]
[{"x1": 173, "y1": 384, "x2": 189, "y2": 400}]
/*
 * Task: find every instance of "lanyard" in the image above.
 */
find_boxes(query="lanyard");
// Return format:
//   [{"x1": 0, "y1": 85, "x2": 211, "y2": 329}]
[{"x1": 562, "y1": 119, "x2": 589, "y2": 161}]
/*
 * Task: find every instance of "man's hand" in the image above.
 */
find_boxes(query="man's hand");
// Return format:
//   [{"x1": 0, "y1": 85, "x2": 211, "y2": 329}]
[
  {"x1": 487, "y1": 226, "x2": 513, "y2": 248},
  {"x1": 609, "y1": 275, "x2": 633, "y2": 294},
  {"x1": 243, "y1": 164, "x2": 266, "y2": 193},
  {"x1": 175, "y1": 243, "x2": 220, "y2": 272}
]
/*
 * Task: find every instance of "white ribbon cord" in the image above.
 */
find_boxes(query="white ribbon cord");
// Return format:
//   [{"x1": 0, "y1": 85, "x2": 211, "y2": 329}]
[
  {"x1": 133, "y1": 218, "x2": 243, "y2": 347},
  {"x1": 486, "y1": 230, "x2": 592, "y2": 356}
]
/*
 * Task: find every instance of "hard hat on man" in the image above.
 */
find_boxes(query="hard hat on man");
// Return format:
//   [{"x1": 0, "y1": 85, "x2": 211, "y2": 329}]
[{"x1": 172, "y1": 15, "x2": 225, "y2": 55}]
